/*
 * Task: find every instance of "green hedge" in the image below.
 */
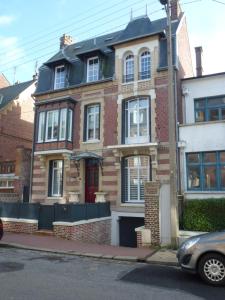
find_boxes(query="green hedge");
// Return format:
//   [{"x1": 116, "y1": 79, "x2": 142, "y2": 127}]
[{"x1": 183, "y1": 198, "x2": 225, "y2": 232}]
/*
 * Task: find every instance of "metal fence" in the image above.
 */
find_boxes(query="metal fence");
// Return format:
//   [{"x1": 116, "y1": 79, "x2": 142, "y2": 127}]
[{"x1": 0, "y1": 202, "x2": 111, "y2": 223}]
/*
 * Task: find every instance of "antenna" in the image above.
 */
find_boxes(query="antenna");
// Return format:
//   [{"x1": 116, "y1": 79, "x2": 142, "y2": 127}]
[
  {"x1": 13, "y1": 66, "x2": 17, "y2": 84},
  {"x1": 34, "y1": 60, "x2": 38, "y2": 74},
  {"x1": 130, "y1": 8, "x2": 133, "y2": 20}
]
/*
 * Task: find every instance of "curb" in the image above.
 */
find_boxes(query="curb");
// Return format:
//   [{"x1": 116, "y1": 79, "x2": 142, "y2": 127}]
[
  {"x1": 0, "y1": 242, "x2": 140, "y2": 263},
  {"x1": 146, "y1": 260, "x2": 179, "y2": 267}
]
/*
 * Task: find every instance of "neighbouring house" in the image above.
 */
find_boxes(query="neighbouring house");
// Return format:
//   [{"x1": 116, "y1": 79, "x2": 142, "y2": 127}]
[
  {"x1": 31, "y1": 0, "x2": 193, "y2": 247},
  {"x1": 0, "y1": 80, "x2": 36, "y2": 202},
  {"x1": 0, "y1": 73, "x2": 10, "y2": 89},
  {"x1": 179, "y1": 47, "x2": 225, "y2": 201}
]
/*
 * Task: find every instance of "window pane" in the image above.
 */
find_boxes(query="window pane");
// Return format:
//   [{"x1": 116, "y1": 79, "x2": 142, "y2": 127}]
[
  {"x1": 187, "y1": 153, "x2": 200, "y2": 163},
  {"x1": 38, "y1": 112, "x2": 45, "y2": 142},
  {"x1": 209, "y1": 109, "x2": 219, "y2": 121},
  {"x1": 188, "y1": 166, "x2": 201, "y2": 189},
  {"x1": 139, "y1": 108, "x2": 147, "y2": 136},
  {"x1": 129, "y1": 168, "x2": 138, "y2": 201},
  {"x1": 203, "y1": 152, "x2": 216, "y2": 163},
  {"x1": 47, "y1": 112, "x2": 53, "y2": 139},
  {"x1": 59, "y1": 109, "x2": 67, "y2": 140},
  {"x1": 195, "y1": 99, "x2": 206, "y2": 109},
  {"x1": 54, "y1": 66, "x2": 65, "y2": 89},
  {"x1": 88, "y1": 114, "x2": 94, "y2": 139},
  {"x1": 203, "y1": 166, "x2": 217, "y2": 189},
  {"x1": 222, "y1": 108, "x2": 225, "y2": 120},
  {"x1": 68, "y1": 109, "x2": 73, "y2": 141},
  {"x1": 95, "y1": 111, "x2": 100, "y2": 139},
  {"x1": 220, "y1": 152, "x2": 225, "y2": 163},
  {"x1": 208, "y1": 97, "x2": 225, "y2": 106},
  {"x1": 88, "y1": 58, "x2": 99, "y2": 82},
  {"x1": 195, "y1": 110, "x2": 205, "y2": 122},
  {"x1": 53, "y1": 111, "x2": 59, "y2": 139},
  {"x1": 221, "y1": 166, "x2": 225, "y2": 188},
  {"x1": 51, "y1": 160, "x2": 63, "y2": 196},
  {"x1": 130, "y1": 111, "x2": 138, "y2": 137}
]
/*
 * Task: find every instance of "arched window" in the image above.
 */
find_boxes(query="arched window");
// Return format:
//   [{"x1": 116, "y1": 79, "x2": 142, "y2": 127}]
[
  {"x1": 124, "y1": 54, "x2": 134, "y2": 83},
  {"x1": 139, "y1": 51, "x2": 151, "y2": 80},
  {"x1": 122, "y1": 156, "x2": 150, "y2": 202}
]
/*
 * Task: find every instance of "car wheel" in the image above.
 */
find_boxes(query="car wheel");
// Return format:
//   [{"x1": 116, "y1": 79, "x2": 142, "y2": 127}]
[{"x1": 198, "y1": 253, "x2": 225, "y2": 286}]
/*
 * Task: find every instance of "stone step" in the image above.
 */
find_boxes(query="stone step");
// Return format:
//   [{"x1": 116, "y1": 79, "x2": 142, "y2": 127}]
[{"x1": 34, "y1": 230, "x2": 54, "y2": 236}]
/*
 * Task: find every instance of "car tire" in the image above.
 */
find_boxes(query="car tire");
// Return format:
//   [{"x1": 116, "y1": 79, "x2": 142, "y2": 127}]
[
  {"x1": 0, "y1": 218, "x2": 3, "y2": 241},
  {"x1": 198, "y1": 253, "x2": 225, "y2": 286}
]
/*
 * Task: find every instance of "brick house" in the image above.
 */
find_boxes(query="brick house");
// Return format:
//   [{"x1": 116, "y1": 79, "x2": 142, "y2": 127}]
[
  {"x1": 31, "y1": 0, "x2": 193, "y2": 246},
  {"x1": 0, "y1": 80, "x2": 36, "y2": 202},
  {"x1": 0, "y1": 73, "x2": 10, "y2": 88}
]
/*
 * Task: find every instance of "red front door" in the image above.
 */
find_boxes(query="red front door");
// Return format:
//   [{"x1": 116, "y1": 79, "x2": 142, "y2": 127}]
[{"x1": 85, "y1": 159, "x2": 99, "y2": 203}]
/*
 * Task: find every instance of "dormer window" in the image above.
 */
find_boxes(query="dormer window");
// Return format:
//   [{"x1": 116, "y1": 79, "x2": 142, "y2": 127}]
[
  {"x1": 87, "y1": 57, "x2": 99, "y2": 82},
  {"x1": 54, "y1": 65, "x2": 65, "y2": 89}
]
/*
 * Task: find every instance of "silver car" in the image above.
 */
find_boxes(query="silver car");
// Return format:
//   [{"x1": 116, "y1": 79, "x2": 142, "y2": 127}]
[{"x1": 177, "y1": 231, "x2": 225, "y2": 286}]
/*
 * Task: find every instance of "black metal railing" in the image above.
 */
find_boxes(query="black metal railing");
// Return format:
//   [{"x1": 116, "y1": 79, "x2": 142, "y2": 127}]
[
  {"x1": 123, "y1": 74, "x2": 134, "y2": 83},
  {"x1": 138, "y1": 71, "x2": 151, "y2": 80}
]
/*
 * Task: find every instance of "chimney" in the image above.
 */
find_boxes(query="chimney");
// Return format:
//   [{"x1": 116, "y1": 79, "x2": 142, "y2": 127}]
[
  {"x1": 60, "y1": 34, "x2": 73, "y2": 49},
  {"x1": 195, "y1": 46, "x2": 203, "y2": 77},
  {"x1": 170, "y1": 0, "x2": 182, "y2": 20}
]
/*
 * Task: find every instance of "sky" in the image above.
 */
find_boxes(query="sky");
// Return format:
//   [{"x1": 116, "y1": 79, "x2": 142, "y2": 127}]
[{"x1": 0, "y1": 0, "x2": 225, "y2": 84}]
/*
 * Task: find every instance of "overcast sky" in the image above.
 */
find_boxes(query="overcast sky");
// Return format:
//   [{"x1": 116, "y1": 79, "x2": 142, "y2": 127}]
[{"x1": 0, "y1": 0, "x2": 225, "y2": 83}]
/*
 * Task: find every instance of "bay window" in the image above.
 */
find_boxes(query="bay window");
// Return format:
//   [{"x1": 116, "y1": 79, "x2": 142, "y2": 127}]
[
  {"x1": 37, "y1": 108, "x2": 73, "y2": 143},
  {"x1": 124, "y1": 97, "x2": 150, "y2": 144},
  {"x1": 122, "y1": 156, "x2": 150, "y2": 203}
]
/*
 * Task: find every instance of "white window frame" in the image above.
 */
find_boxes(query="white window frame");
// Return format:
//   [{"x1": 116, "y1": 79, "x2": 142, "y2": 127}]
[
  {"x1": 86, "y1": 104, "x2": 100, "y2": 141},
  {"x1": 139, "y1": 50, "x2": 151, "y2": 80},
  {"x1": 125, "y1": 156, "x2": 150, "y2": 203},
  {"x1": 46, "y1": 110, "x2": 59, "y2": 142},
  {"x1": 51, "y1": 160, "x2": 63, "y2": 197},
  {"x1": 37, "y1": 112, "x2": 45, "y2": 142},
  {"x1": 0, "y1": 179, "x2": 14, "y2": 189},
  {"x1": 87, "y1": 57, "x2": 99, "y2": 82},
  {"x1": 59, "y1": 108, "x2": 67, "y2": 141},
  {"x1": 67, "y1": 109, "x2": 73, "y2": 142},
  {"x1": 124, "y1": 54, "x2": 134, "y2": 82},
  {"x1": 125, "y1": 97, "x2": 150, "y2": 144},
  {"x1": 54, "y1": 65, "x2": 65, "y2": 90}
]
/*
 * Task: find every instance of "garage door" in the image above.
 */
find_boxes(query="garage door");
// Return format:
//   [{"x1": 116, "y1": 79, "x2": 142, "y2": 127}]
[{"x1": 119, "y1": 217, "x2": 144, "y2": 248}]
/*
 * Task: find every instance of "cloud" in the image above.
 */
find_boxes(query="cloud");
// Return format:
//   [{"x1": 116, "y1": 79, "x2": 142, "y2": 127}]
[{"x1": 0, "y1": 15, "x2": 14, "y2": 26}]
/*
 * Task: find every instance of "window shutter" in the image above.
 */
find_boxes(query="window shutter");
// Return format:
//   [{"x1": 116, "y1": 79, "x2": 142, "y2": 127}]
[
  {"x1": 48, "y1": 161, "x2": 53, "y2": 197},
  {"x1": 83, "y1": 105, "x2": 87, "y2": 141},
  {"x1": 98, "y1": 104, "x2": 101, "y2": 139},
  {"x1": 121, "y1": 100, "x2": 126, "y2": 144}
]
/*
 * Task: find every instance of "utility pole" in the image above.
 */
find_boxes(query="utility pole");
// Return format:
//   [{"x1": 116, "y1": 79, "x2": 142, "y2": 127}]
[{"x1": 159, "y1": 0, "x2": 178, "y2": 246}]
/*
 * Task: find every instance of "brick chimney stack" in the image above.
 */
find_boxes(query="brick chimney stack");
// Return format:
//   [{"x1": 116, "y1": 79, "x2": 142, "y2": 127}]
[
  {"x1": 60, "y1": 34, "x2": 73, "y2": 49},
  {"x1": 195, "y1": 46, "x2": 203, "y2": 77},
  {"x1": 170, "y1": 0, "x2": 182, "y2": 20}
]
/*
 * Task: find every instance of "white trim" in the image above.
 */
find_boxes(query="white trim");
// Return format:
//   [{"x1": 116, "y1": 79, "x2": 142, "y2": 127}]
[
  {"x1": 54, "y1": 65, "x2": 65, "y2": 90},
  {"x1": 107, "y1": 142, "x2": 157, "y2": 150},
  {"x1": 1, "y1": 218, "x2": 38, "y2": 224},
  {"x1": 34, "y1": 150, "x2": 73, "y2": 155},
  {"x1": 53, "y1": 216, "x2": 111, "y2": 227},
  {"x1": 38, "y1": 111, "x2": 45, "y2": 142},
  {"x1": 87, "y1": 56, "x2": 99, "y2": 82}
]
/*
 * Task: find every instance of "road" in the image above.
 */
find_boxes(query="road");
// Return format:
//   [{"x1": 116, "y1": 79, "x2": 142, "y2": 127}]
[{"x1": 0, "y1": 247, "x2": 224, "y2": 300}]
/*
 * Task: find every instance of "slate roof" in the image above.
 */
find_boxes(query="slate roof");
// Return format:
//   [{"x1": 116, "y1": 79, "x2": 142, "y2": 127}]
[
  {"x1": 0, "y1": 80, "x2": 34, "y2": 110},
  {"x1": 45, "y1": 16, "x2": 179, "y2": 66}
]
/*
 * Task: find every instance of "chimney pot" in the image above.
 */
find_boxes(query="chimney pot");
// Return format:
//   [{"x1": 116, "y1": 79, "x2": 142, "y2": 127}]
[
  {"x1": 170, "y1": 0, "x2": 182, "y2": 20},
  {"x1": 195, "y1": 46, "x2": 203, "y2": 77},
  {"x1": 60, "y1": 34, "x2": 73, "y2": 49}
]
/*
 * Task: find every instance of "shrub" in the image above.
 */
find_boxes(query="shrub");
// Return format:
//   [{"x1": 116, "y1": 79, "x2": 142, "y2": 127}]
[{"x1": 183, "y1": 198, "x2": 225, "y2": 232}]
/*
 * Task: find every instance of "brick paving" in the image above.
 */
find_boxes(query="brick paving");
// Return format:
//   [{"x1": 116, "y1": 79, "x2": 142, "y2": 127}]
[{"x1": 1, "y1": 232, "x2": 155, "y2": 261}]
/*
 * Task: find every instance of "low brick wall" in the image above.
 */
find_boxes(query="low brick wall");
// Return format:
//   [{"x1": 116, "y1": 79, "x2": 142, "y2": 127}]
[
  {"x1": 2, "y1": 218, "x2": 38, "y2": 234},
  {"x1": 53, "y1": 217, "x2": 111, "y2": 245},
  {"x1": 136, "y1": 231, "x2": 142, "y2": 248}
]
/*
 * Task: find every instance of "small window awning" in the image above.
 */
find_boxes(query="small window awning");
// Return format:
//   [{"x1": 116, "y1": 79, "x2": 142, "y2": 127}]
[{"x1": 70, "y1": 152, "x2": 103, "y2": 162}]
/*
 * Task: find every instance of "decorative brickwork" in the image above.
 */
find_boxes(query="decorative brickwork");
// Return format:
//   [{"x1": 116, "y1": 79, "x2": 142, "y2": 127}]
[
  {"x1": 145, "y1": 181, "x2": 160, "y2": 245},
  {"x1": 53, "y1": 217, "x2": 111, "y2": 245},
  {"x1": 2, "y1": 219, "x2": 38, "y2": 234},
  {"x1": 136, "y1": 231, "x2": 142, "y2": 248}
]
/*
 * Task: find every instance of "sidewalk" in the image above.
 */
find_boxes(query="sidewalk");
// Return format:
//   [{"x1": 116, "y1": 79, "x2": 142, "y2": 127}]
[{"x1": 0, "y1": 232, "x2": 177, "y2": 265}]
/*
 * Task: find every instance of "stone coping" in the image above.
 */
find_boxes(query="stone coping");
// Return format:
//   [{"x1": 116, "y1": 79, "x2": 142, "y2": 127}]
[
  {"x1": 53, "y1": 216, "x2": 111, "y2": 227},
  {"x1": 1, "y1": 217, "x2": 38, "y2": 224}
]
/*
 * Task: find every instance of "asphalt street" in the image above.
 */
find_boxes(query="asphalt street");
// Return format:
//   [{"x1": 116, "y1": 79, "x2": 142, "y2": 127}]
[{"x1": 0, "y1": 247, "x2": 224, "y2": 300}]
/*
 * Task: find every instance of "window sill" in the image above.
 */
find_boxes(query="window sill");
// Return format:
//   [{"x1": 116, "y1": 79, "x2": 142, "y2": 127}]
[
  {"x1": 137, "y1": 78, "x2": 151, "y2": 82},
  {"x1": 185, "y1": 191, "x2": 225, "y2": 194},
  {"x1": 82, "y1": 140, "x2": 100, "y2": 144},
  {"x1": 121, "y1": 81, "x2": 134, "y2": 86},
  {"x1": 0, "y1": 187, "x2": 14, "y2": 190},
  {"x1": 120, "y1": 203, "x2": 144, "y2": 207},
  {"x1": 179, "y1": 120, "x2": 225, "y2": 127}
]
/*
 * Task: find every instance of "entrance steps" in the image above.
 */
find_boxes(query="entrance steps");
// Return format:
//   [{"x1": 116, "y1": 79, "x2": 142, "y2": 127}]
[{"x1": 34, "y1": 230, "x2": 54, "y2": 236}]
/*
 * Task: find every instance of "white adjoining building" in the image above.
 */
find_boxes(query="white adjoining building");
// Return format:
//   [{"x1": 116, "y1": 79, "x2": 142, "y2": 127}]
[{"x1": 179, "y1": 67, "x2": 225, "y2": 200}]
